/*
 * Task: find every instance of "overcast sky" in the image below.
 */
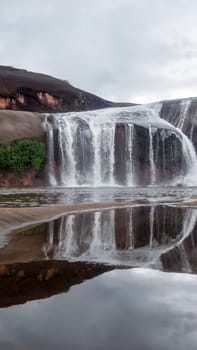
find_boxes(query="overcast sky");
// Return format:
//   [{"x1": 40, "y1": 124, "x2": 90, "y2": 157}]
[{"x1": 1, "y1": 0, "x2": 197, "y2": 103}]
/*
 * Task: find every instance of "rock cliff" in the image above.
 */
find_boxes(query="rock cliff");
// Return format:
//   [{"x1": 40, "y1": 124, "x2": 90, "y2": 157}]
[{"x1": 0, "y1": 66, "x2": 133, "y2": 113}]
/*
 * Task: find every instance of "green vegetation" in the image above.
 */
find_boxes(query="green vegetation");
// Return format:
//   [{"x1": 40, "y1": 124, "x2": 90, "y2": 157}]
[
  {"x1": 0, "y1": 139, "x2": 45, "y2": 171},
  {"x1": 22, "y1": 223, "x2": 46, "y2": 235}
]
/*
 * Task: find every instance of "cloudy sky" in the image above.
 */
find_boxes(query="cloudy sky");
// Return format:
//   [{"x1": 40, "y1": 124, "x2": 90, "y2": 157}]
[{"x1": 1, "y1": 0, "x2": 197, "y2": 103}]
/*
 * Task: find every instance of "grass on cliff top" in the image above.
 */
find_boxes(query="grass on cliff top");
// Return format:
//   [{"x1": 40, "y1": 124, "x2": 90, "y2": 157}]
[{"x1": 0, "y1": 139, "x2": 45, "y2": 171}]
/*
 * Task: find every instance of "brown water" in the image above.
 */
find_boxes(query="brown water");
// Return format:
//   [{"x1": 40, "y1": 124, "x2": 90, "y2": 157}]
[{"x1": 0, "y1": 200, "x2": 197, "y2": 349}]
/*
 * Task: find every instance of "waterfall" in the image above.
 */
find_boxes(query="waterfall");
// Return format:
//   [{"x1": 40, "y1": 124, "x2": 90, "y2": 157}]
[
  {"x1": 44, "y1": 106, "x2": 197, "y2": 187},
  {"x1": 175, "y1": 128, "x2": 197, "y2": 185},
  {"x1": 126, "y1": 124, "x2": 134, "y2": 185},
  {"x1": 177, "y1": 99, "x2": 191, "y2": 130},
  {"x1": 43, "y1": 116, "x2": 57, "y2": 186},
  {"x1": 151, "y1": 98, "x2": 197, "y2": 151},
  {"x1": 148, "y1": 125, "x2": 156, "y2": 185}
]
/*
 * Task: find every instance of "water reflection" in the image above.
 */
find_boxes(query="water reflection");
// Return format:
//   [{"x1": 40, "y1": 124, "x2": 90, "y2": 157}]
[
  {"x1": 43, "y1": 206, "x2": 197, "y2": 271},
  {"x1": 0, "y1": 261, "x2": 123, "y2": 308},
  {"x1": 0, "y1": 269, "x2": 197, "y2": 350},
  {"x1": 1, "y1": 205, "x2": 197, "y2": 273}
]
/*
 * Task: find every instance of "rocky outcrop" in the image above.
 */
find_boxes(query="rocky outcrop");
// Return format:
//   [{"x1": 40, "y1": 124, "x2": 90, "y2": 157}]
[
  {"x1": 0, "y1": 110, "x2": 45, "y2": 187},
  {"x1": 0, "y1": 66, "x2": 134, "y2": 113},
  {"x1": 0, "y1": 168, "x2": 39, "y2": 187},
  {"x1": 0, "y1": 110, "x2": 44, "y2": 144}
]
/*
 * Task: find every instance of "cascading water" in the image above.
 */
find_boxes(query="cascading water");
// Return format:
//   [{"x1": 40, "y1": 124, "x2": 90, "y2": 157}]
[
  {"x1": 150, "y1": 97, "x2": 197, "y2": 152},
  {"x1": 148, "y1": 125, "x2": 156, "y2": 185},
  {"x1": 44, "y1": 106, "x2": 197, "y2": 187}
]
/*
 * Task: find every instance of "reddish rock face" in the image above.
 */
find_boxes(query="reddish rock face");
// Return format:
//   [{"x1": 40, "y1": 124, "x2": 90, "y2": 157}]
[
  {"x1": 0, "y1": 66, "x2": 134, "y2": 113},
  {"x1": 0, "y1": 167, "x2": 45, "y2": 187},
  {"x1": 0, "y1": 96, "x2": 8, "y2": 108}
]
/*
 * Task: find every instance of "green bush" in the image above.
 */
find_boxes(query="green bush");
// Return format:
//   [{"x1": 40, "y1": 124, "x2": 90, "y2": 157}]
[{"x1": 0, "y1": 140, "x2": 45, "y2": 171}]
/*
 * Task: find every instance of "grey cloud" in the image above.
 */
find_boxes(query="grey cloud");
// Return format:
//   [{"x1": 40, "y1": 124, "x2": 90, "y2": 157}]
[{"x1": 1, "y1": 0, "x2": 197, "y2": 103}]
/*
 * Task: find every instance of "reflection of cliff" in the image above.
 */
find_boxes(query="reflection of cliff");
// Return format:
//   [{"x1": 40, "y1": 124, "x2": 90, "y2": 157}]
[{"x1": 0, "y1": 260, "x2": 123, "y2": 308}]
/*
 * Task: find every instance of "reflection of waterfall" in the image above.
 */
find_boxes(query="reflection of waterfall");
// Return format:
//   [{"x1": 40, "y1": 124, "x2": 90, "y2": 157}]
[
  {"x1": 126, "y1": 124, "x2": 134, "y2": 185},
  {"x1": 43, "y1": 206, "x2": 197, "y2": 270},
  {"x1": 173, "y1": 209, "x2": 196, "y2": 273},
  {"x1": 178, "y1": 245, "x2": 192, "y2": 273},
  {"x1": 44, "y1": 106, "x2": 197, "y2": 187},
  {"x1": 178, "y1": 209, "x2": 197, "y2": 244},
  {"x1": 160, "y1": 208, "x2": 197, "y2": 273},
  {"x1": 149, "y1": 206, "x2": 155, "y2": 248}
]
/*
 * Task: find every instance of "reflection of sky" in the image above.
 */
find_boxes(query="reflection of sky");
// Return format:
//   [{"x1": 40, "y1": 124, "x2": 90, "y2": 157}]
[{"x1": 0, "y1": 269, "x2": 197, "y2": 350}]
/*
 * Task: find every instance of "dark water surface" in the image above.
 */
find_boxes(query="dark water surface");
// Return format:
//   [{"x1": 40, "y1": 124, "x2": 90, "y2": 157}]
[{"x1": 0, "y1": 268, "x2": 197, "y2": 350}]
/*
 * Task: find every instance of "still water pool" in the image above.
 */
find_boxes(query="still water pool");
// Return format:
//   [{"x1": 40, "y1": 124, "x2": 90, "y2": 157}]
[
  {"x1": 0, "y1": 268, "x2": 197, "y2": 350},
  {"x1": 0, "y1": 187, "x2": 197, "y2": 349}
]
